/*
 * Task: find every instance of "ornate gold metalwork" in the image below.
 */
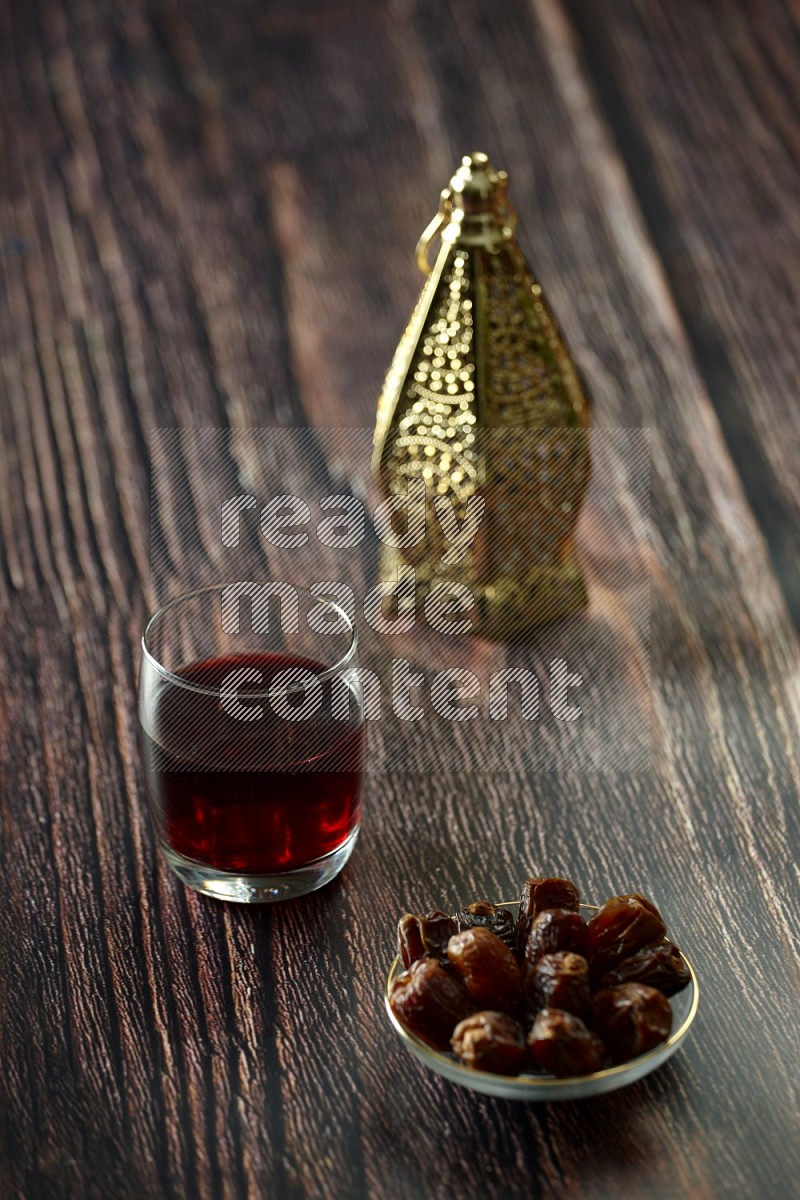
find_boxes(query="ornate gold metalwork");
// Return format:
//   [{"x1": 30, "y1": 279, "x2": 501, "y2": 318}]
[{"x1": 373, "y1": 153, "x2": 591, "y2": 636}]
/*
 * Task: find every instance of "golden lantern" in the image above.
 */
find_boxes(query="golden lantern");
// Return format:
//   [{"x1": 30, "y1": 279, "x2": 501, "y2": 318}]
[{"x1": 373, "y1": 152, "x2": 591, "y2": 637}]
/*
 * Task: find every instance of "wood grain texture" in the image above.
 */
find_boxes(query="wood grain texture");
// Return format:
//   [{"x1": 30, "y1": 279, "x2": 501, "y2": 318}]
[
  {"x1": 564, "y1": 0, "x2": 800, "y2": 628},
  {"x1": 0, "y1": 1, "x2": 798, "y2": 1198}
]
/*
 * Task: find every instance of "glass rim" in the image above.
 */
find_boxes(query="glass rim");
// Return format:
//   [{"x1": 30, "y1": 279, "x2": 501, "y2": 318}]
[{"x1": 141, "y1": 583, "x2": 359, "y2": 699}]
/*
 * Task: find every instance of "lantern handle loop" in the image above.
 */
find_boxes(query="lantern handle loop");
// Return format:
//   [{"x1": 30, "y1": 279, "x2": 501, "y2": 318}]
[{"x1": 416, "y1": 188, "x2": 453, "y2": 276}]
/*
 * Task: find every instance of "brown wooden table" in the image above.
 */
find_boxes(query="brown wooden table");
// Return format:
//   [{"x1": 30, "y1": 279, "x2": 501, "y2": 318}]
[{"x1": 1, "y1": 1, "x2": 798, "y2": 1197}]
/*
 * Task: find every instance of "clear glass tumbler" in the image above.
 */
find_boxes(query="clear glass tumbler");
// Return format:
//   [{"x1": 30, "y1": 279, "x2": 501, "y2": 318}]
[{"x1": 138, "y1": 584, "x2": 364, "y2": 902}]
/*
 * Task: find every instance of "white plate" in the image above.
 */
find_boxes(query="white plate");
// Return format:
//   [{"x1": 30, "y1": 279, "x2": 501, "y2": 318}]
[{"x1": 385, "y1": 901, "x2": 699, "y2": 1101}]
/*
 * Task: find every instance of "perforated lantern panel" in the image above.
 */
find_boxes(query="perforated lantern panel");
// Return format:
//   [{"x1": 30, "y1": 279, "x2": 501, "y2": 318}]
[{"x1": 375, "y1": 237, "x2": 590, "y2": 634}]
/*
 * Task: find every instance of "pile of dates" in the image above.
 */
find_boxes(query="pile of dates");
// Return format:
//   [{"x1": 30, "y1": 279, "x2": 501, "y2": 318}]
[{"x1": 389, "y1": 877, "x2": 690, "y2": 1077}]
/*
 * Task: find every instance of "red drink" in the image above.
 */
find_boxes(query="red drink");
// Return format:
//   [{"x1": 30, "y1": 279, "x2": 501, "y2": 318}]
[{"x1": 142, "y1": 652, "x2": 365, "y2": 875}]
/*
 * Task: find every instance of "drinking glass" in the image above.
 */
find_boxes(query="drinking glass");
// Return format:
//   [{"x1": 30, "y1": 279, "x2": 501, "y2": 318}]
[{"x1": 138, "y1": 584, "x2": 365, "y2": 902}]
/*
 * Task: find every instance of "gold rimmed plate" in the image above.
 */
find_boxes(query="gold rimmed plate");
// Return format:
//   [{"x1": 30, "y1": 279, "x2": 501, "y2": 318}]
[{"x1": 385, "y1": 902, "x2": 699, "y2": 1101}]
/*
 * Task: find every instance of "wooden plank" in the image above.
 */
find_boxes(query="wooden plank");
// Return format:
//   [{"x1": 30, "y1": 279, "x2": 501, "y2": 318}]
[
  {"x1": 563, "y1": 0, "x2": 800, "y2": 625},
  {"x1": 0, "y1": 0, "x2": 797, "y2": 1197}
]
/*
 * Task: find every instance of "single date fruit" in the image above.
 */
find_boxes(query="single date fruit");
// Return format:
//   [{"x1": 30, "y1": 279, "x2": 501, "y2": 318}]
[
  {"x1": 454, "y1": 898, "x2": 517, "y2": 952},
  {"x1": 524, "y1": 908, "x2": 590, "y2": 970},
  {"x1": 397, "y1": 914, "x2": 425, "y2": 968},
  {"x1": 525, "y1": 951, "x2": 590, "y2": 1017},
  {"x1": 591, "y1": 982, "x2": 672, "y2": 1063},
  {"x1": 527, "y1": 1009, "x2": 606, "y2": 1077},
  {"x1": 447, "y1": 927, "x2": 523, "y2": 1014},
  {"x1": 587, "y1": 894, "x2": 667, "y2": 982},
  {"x1": 517, "y1": 877, "x2": 580, "y2": 953},
  {"x1": 451, "y1": 1011, "x2": 528, "y2": 1075},
  {"x1": 389, "y1": 958, "x2": 475, "y2": 1050},
  {"x1": 598, "y1": 940, "x2": 690, "y2": 996},
  {"x1": 397, "y1": 910, "x2": 457, "y2": 967}
]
